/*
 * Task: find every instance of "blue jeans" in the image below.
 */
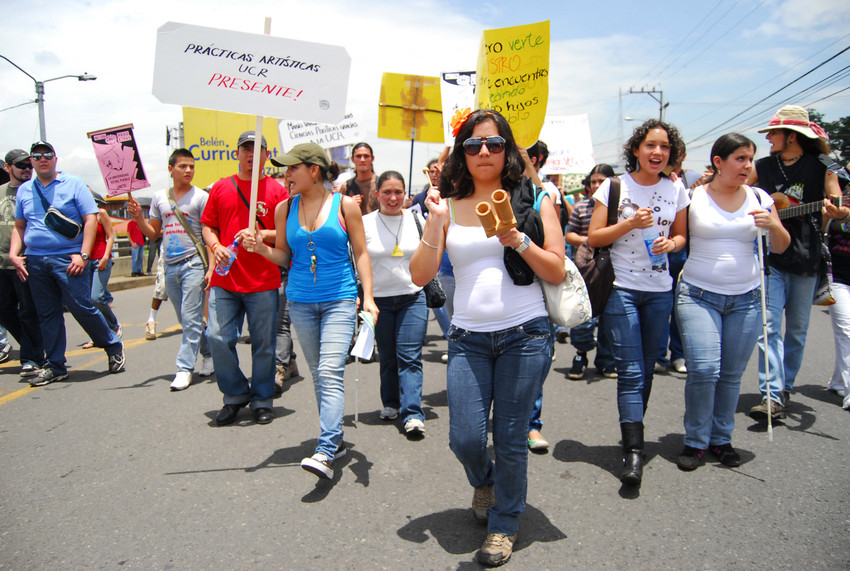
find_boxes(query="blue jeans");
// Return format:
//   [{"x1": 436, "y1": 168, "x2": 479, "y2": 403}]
[
  {"x1": 433, "y1": 306, "x2": 451, "y2": 338},
  {"x1": 658, "y1": 249, "x2": 688, "y2": 364},
  {"x1": 528, "y1": 322, "x2": 555, "y2": 432},
  {"x1": 375, "y1": 292, "x2": 428, "y2": 422},
  {"x1": 207, "y1": 287, "x2": 277, "y2": 410},
  {"x1": 289, "y1": 299, "x2": 357, "y2": 459},
  {"x1": 91, "y1": 258, "x2": 119, "y2": 332},
  {"x1": 676, "y1": 281, "x2": 761, "y2": 449},
  {"x1": 603, "y1": 286, "x2": 673, "y2": 423},
  {"x1": 447, "y1": 316, "x2": 552, "y2": 536},
  {"x1": 165, "y1": 256, "x2": 210, "y2": 372},
  {"x1": 26, "y1": 255, "x2": 122, "y2": 375},
  {"x1": 757, "y1": 269, "x2": 816, "y2": 403},
  {"x1": 0, "y1": 268, "x2": 44, "y2": 366},
  {"x1": 569, "y1": 316, "x2": 615, "y2": 369},
  {"x1": 275, "y1": 267, "x2": 296, "y2": 367},
  {"x1": 131, "y1": 243, "x2": 144, "y2": 274}
]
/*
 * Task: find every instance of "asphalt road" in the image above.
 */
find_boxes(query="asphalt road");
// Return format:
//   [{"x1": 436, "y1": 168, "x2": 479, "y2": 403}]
[{"x1": 1, "y1": 283, "x2": 848, "y2": 569}]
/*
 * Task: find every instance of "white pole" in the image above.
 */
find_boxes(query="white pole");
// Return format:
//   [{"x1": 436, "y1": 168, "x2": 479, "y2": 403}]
[
  {"x1": 757, "y1": 228, "x2": 773, "y2": 442},
  {"x1": 246, "y1": 16, "x2": 272, "y2": 252}
]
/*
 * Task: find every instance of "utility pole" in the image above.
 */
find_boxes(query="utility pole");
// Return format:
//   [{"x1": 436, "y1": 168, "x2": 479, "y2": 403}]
[{"x1": 628, "y1": 87, "x2": 669, "y2": 121}]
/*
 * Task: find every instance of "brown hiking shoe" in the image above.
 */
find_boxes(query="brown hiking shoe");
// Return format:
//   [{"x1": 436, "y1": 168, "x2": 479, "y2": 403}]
[
  {"x1": 472, "y1": 484, "x2": 495, "y2": 523},
  {"x1": 477, "y1": 533, "x2": 516, "y2": 566},
  {"x1": 749, "y1": 398, "x2": 786, "y2": 421}
]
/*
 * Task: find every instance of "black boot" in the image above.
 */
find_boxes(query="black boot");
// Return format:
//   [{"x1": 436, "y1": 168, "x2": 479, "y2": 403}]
[{"x1": 620, "y1": 422, "x2": 644, "y2": 486}]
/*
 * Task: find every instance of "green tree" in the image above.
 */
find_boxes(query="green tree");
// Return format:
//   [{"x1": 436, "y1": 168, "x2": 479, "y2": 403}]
[{"x1": 809, "y1": 109, "x2": 850, "y2": 164}]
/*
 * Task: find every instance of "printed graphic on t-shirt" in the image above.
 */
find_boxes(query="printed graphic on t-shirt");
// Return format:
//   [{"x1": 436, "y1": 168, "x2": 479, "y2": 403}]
[
  {"x1": 784, "y1": 182, "x2": 805, "y2": 204},
  {"x1": 0, "y1": 195, "x2": 15, "y2": 224}
]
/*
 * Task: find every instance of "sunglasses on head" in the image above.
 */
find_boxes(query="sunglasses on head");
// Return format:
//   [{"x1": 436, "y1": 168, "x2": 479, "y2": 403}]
[
  {"x1": 31, "y1": 152, "x2": 55, "y2": 161},
  {"x1": 462, "y1": 136, "x2": 506, "y2": 156},
  {"x1": 14, "y1": 161, "x2": 32, "y2": 169}
]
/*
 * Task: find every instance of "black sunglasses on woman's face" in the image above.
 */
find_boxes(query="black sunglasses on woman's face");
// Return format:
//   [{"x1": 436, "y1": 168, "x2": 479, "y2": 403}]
[{"x1": 463, "y1": 136, "x2": 506, "y2": 156}]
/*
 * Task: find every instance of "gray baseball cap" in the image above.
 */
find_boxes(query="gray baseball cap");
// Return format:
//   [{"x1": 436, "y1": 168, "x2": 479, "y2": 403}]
[
  {"x1": 237, "y1": 131, "x2": 267, "y2": 148},
  {"x1": 5, "y1": 149, "x2": 29, "y2": 165}
]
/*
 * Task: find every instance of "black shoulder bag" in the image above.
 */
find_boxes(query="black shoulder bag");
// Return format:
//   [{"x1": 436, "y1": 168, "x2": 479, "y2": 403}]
[{"x1": 579, "y1": 177, "x2": 620, "y2": 317}]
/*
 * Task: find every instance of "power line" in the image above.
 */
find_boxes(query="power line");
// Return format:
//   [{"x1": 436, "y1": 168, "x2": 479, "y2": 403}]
[
  {"x1": 675, "y1": 32, "x2": 850, "y2": 129},
  {"x1": 805, "y1": 85, "x2": 850, "y2": 108},
  {"x1": 629, "y1": 2, "x2": 721, "y2": 89},
  {"x1": 687, "y1": 45, "x2": 850, "y2": 144},
  {"x1": 654, "y1": 1, "x2": 739, "y2": 80},
  {"x1": 662, "y1": 0, "x2": 767, "y2": 82}
]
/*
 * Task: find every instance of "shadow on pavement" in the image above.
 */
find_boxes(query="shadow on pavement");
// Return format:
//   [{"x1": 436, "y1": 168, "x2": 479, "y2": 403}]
[{"x1": 397, "y1": 504, "x2": 565, "y2": 557}]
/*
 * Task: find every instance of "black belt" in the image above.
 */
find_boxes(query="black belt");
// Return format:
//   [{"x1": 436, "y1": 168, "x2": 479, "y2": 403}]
[{"x1": 166, "y1": 253, "x2": 198, "y2": 266}]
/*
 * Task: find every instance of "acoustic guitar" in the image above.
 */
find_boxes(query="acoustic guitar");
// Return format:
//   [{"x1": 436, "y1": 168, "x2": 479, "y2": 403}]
[{"x1": 770, "y1": 193, "x2": 842, "y2": 220}]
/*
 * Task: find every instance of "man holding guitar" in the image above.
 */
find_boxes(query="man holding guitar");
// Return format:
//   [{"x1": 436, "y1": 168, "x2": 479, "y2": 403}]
[{"x1": 746, "y1": 105, "x2": 848, "y2": 421}]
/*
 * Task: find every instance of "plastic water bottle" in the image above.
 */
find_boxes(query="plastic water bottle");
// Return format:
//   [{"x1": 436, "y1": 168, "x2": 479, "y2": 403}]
[
  {"x1": 642, "y1": 227, "x2": 668, "y2": 272},
  {"x1": 215, "y1": 240, "x2": 239, "y2": 276}
]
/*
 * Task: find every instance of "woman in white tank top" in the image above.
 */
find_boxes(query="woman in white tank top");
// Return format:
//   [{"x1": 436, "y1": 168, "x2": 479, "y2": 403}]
[
  {"x1": 409, "y1": 109, "x2": 565, "y2": 567},
  {"x1": 675, "y1": 133, "x2": 789, "y2": 471}
]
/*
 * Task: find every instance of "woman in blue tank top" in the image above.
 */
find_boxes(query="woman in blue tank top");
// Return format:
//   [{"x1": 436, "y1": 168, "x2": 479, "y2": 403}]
[{"x1": 248, "y1": 142, "x2": 378, "y2": 481}]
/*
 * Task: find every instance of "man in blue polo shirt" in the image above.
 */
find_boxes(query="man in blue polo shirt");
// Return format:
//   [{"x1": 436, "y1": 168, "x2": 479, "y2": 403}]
[{"x1": 9, "y1": 141, "x2": 125, "y2": 385}]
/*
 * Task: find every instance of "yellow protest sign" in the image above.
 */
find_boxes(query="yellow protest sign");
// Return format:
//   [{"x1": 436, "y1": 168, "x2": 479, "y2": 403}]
[
  {"x1": 475, "y1": 20, "x2": 550, "y2": 148},
  {"x1": 378, "y1": 73, "x2": 443, "y2": 143},
  {"x1": 182, "y1": 107, "x2": 284, "y2": 189}
]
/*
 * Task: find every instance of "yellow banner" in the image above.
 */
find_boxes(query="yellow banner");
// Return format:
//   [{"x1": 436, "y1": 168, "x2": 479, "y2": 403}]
[
  {"x1": 182, "y1": 107, "x2": 283, "y2": 189},
  {"x1": 475, "y1": 20, "x2": 550, "y2": 148},
  {"x1": 378, "y1": 73, "x2": 443, "y2": 143}
]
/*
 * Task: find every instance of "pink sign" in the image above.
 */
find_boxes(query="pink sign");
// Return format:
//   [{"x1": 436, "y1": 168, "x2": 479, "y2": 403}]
[{"x1": 87, "y1": 124, "x2": 151, "y2": 197}]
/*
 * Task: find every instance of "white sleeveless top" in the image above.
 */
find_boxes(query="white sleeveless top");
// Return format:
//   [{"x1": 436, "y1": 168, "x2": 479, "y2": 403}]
[{"x1": 446, "y1": 208, "x2": 547, "y2": 332}]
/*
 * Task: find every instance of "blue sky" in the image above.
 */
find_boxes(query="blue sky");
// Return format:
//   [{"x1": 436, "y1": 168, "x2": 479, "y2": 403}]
[{"x1": 2, "y1": 0, "x2": 848, "y2": 192}]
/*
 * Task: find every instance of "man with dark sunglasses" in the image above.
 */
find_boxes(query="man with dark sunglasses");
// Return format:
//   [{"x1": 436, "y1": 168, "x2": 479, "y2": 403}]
[
  {"x1": 0, "y1": 149, "x2": 45, "y2": 378},
  {"x1": 9, "y1": 141, "x2": 125, "y2": 385}
]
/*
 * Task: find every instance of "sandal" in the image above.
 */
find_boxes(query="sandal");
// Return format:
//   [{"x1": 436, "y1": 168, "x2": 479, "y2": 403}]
[{"x1": 82, "y1": 341, "x2": 95, "y2": 349}]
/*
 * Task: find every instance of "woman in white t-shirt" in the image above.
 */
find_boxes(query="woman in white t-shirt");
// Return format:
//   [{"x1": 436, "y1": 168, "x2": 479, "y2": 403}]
[
  {"x1": 363, "y1": 171, "x2": 428, "y2": 437},
  {"x1": 409, "y1": 109, "x2": 565, "y2": 567},
  {"x1": 588, "y1": 120, "x2": 690, "y2": 488},
  {"x1": 675, "y1": 133, "x2": 789, "y2": 471}
]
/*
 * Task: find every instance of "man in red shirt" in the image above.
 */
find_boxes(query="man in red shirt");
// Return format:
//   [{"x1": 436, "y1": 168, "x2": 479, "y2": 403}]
[
  {"x1": 127, "y1": 219, "x2": 145, "y2": 276},
  {"x1": 201, "y1": 131, "x2": 288, "y2": 425}
]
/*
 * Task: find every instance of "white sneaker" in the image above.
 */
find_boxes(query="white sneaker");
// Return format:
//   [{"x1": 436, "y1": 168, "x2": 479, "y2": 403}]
[
  {"x1": 404, "y1": 418, "x2": 425, "y2": 435},
  {"x1": 170, "y1": 371, "x2": 192, "y2": 391},
  {"x1": 301, "y1": 453, "x2": 333, "y2": 479},
  {"x1": 379, "y1": 406, "x2": 399, "y2": 420},
  {"x1": 672, "y1": 358, "x2": 687, "y2": 373},
  {"x1": 198, "y1": 356, "x2": 214, "y2": 377}
]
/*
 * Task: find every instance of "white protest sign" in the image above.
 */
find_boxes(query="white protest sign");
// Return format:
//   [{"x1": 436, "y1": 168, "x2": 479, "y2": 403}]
[
  {"x1": 440, "y1": 71, "x2": 476, "y2": 145},
  {"x1": 279, "y1": 112, "x2": 363, "y2": 150},
  {"x1": 153, "y1": 22, "x2": 351, "y2": 123},
  {"x1": 538, "y1": 114, "x2": 595, "y2": 174}
]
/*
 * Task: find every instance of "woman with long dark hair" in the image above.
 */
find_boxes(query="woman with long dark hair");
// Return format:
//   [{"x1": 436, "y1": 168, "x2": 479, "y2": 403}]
[
  {"x1": 410, "y1": 109, "x2": 564, "y2": 566},
  {"x1": 587, "y1": 119, "x2": 689, "y2": 487}
]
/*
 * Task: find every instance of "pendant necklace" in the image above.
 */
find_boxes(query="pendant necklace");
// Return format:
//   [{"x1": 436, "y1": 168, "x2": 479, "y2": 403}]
[
  {"x1": 302, "y1": 189, "x2": 328, "y2": 283},
  {"x1": 378, "y1": 212, "x2": 405, "y2": 257}
]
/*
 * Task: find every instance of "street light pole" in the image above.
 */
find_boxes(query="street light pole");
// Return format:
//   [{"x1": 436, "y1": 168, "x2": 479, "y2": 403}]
[{"x1": 0, "y1": 55, "x2": 96, "y2": 141}]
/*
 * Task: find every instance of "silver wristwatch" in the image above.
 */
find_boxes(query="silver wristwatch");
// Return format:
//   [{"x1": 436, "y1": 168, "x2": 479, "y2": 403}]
[
  {"x1": 80, "y1": 253, "x2": 90, "y2": 261},
  {"x1": 514, "y1": 233, "x2": 531, "y2": 254}
]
